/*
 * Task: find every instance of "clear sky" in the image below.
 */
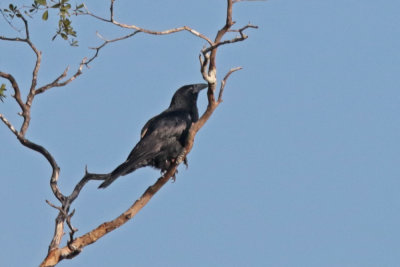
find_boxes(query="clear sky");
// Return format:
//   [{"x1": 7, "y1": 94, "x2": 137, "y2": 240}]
[{"x1": 1, "y1": 0, "x2": 399, "y2": 266}]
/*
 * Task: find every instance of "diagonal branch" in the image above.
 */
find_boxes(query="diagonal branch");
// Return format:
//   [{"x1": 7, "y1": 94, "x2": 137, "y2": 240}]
[
  {"x1": 218, "y1": 66, "x2": 242, "y2": 103},
  {"x1": 0, "y1": 113, "x2": 19, "y2": 137},
  {"x1": 86, "y1": 31, "x2": 140, "y2": 65},
  {"x1": 0, "y1": 71, "x2": 25, "y2": 111},
  {"x1": 35, "y1": 58, "x2": 86, "y2": 95}
]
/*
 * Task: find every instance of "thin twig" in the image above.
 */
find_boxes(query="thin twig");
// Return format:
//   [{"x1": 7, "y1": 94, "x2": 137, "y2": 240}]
[
  {"x1": 86, "y1": 31, "x2": 140, "y2": 65},
  {"x1": 35, "y1": 58, "x2": 87, "y2": 95},
  {"x1": 81, "y1": 3, "x2": 213, "y2": 45},
  {"x1": 110, "y1": 0, "x2": 115, "y2": 21},
  {"x1": 67, "y1": 168, "x2": 109, "y2": 203},
  {"x1": 0, "y1": 113, "x2": 19, "y2": 137},
  {"x1": 46, "y1": 200, "x2": 64, "y2": 213},
  {"x1": 218, "y1": 67, "x2": 243, "y2": 103},
  {"x1": 202, "y1": 24, "x2": 258, "y2": 54},
  {"x1": 0, "y1": 10, "x2": 22, "y2": 32},
  {"x1": 0, "y1": 35, "x2": 26, "y2": 41},
  {"x1": 233, "y1": 0, "x2": 267, "y2": 3}
]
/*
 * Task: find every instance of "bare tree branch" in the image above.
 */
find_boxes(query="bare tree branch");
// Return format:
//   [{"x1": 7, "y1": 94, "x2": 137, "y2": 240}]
[
  {"x1": 1, "y1": 8, "x2": 92, "y2": 256},
  {"x1": 0, "y1": 12, "x2": 40, "y2": 136},
  {"x1": 0, "y1": 71, "x2": 25, "y2": 111},
  {"x1": 35, "y1": 58, "x2": 86, "y2": 95},
  {"x1": 218, "y1": 66, "x2": 243, "y2": 103},
  {"x1": 0, "y1": 9, "x2": 22, "y2": 32},
  {"x1": 81, "y1": 2, "x2": 213, "y2": 45},
  {"x1": 208, "y1": 0, "x2": 235, "y2": 78},
  {"x1": 0, "y1": 113, "x2": 19, "y2": 137},
  {"x1": 202, "y1": 23, "x2": 258, "y2": 54},
  {"x1": 233, "y1": 0, "x2": 267, "y2": 3},
  {"x1": 0, "y1": 35, "x2": 25, "y2": 41},
  {"x1": 86, "y1": 31, "x2": 140, "y2": 65}
]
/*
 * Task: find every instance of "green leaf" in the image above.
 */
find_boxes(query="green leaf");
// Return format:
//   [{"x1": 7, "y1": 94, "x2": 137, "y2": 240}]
[
  {"x1": 35, "y1": 0, "x2": 47, "y2": 6},
  {"x1": 51, "y1": 3, "x2": 61, "y2": 8},
  {"x1": 42, "y1": 10, "x2": 48, "y2": 20},
  {"x1": 70, "y1": 39, "x2": 78, "y2": 47},
  {"x1": 0, "y1": 84, "x2": 7, "y2": 103}
]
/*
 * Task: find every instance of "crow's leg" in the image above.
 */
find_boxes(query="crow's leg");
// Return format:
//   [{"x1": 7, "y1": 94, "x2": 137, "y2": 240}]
[{"x1": 175, "y1": 148, "x2": 187, "y2": 165}]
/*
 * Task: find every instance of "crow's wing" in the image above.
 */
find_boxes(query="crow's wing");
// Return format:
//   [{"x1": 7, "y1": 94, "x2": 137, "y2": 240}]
[
  {"x1": 140, "y1": 116, "x2": 155, "y2": 138},
  {"x1": 127, "y1": 111, "x2": 191, "y2": 162},
  {"x1": 99, "y1": 111, "x2": 191, "y2": 188}
]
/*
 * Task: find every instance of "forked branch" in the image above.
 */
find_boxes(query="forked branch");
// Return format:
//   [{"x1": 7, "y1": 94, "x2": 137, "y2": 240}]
[{"x1": 81, "y1": 3, "x2": 213, "y2": 45}]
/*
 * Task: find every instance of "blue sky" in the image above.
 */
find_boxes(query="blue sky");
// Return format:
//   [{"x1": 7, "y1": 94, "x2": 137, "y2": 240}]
[{"x1": 1, "y1": 0, "x2": 399, "y2": 266}]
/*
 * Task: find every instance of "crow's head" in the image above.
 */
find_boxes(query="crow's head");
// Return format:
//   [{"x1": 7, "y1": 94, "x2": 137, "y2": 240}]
[{"x1": 169, "y1": 83, "x2": 207, "y2": 110}]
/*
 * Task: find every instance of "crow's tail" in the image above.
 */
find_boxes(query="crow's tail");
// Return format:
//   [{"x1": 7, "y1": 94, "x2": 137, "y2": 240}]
[{"x1": 98, "y1": 160, "x2": 139, "y2": 189}]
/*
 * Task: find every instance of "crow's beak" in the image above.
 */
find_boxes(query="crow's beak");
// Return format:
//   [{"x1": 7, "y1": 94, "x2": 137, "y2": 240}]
[{"x1": 193, "y1": 83, "x2": 208, "y2": 92}]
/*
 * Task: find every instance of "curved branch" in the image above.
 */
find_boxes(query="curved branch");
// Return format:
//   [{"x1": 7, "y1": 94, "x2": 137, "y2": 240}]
[
  {"x1": 40, "y1": 165, "x2": 178, "y2": 266},
  {"x1": 86, "y1": 31, "x2": 140, "y2": 65},
  {"x1": 17, "y1": 137, "x2": 63, "y2": 201},
  {"x1": 1, "y1": 12, "x2": 90, "y2": 255},
  {"x1": 35, "y1": 58, "x2": 86, "y2": 95},
  {"x1": 82, "y1": 3, "x2": 213, "y2": 45},
  {"x1": 0, "y1": 71, "x2": 25, "y2": 111},
  {"x1": 218, "y1": 66, "x2": 242, "y2": 103}
]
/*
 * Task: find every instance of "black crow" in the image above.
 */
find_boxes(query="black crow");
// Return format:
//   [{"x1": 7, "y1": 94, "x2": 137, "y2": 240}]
[{"x1": 98, "y1": 83, "x2": 207, "y2": 188}]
